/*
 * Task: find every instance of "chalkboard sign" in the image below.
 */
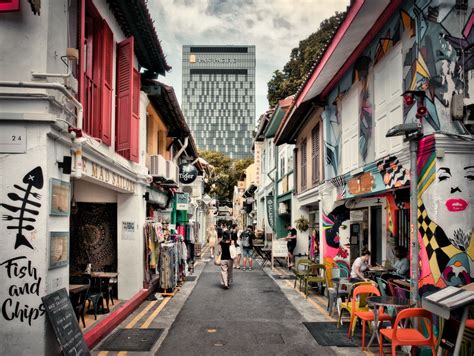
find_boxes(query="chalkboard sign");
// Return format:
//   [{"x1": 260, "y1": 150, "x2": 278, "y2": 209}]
[{"x1": 42, "y1": 288, "x2": 90, "y2": 356}]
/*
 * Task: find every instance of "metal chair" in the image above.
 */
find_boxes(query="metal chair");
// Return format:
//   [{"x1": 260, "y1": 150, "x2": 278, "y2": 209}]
[
  {"x1": 69, "y1": 285, "x2": 89, "y2": 328},
  {"x1": 71, "y1": 275, "x2": 104, "y2": 320},
  {"x1": 304, "y1": 263, "x2": 326, "y2": 298},
  {"x1": 292, "y1": 258, "x2": 311, "y2": 290}
]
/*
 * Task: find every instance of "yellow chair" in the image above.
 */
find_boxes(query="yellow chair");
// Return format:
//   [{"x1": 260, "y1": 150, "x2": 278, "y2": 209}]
[
  {"x1": 304, "y1": 263, "x2": 326, "y2": 298},
  {"x1": 337, "y1": 280, "x2": 376, "y2": 328},
  {"x1": 292, "y1": 258, "x2": 311, "y2": 290}
]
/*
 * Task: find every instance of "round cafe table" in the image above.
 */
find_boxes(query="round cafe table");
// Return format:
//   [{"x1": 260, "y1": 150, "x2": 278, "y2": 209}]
[{"x1": 366, "y1": 296, "x2": 415, "y2": 348}]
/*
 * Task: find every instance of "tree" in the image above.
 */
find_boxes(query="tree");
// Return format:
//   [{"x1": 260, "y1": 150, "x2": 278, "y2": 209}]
[
  {"x1": 267, "y1": 11, "x2": 346, "y2": 108},
  {"x1": 199, "y1": 151, "x2": 253, "y2": 202}
]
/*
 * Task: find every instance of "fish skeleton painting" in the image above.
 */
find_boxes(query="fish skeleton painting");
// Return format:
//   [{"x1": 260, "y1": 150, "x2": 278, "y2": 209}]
[{"x1": 1, "y1": 167, "x2": 43, "y2": 249}]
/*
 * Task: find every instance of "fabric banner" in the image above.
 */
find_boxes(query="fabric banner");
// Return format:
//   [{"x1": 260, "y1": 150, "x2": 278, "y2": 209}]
[{"x1": 266, "y1": 196, "x2": 274, "y2": 229}]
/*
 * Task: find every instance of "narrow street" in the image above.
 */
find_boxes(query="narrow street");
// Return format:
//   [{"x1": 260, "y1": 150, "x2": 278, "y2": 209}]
[{"x1": 93, "y1": 249, "x2": 363, "y2": 356}]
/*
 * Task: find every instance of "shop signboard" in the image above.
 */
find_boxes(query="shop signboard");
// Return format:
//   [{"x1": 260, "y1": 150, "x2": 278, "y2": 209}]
[
  {"x1": 179, "y1": 163, "x2": 198, "y2": 184},
  {"x1": 81, "y1": 157, "x2": 136, "y2": 193},
  {"x1": 272, "y1": 238, "x2": 288, "y2": 257},
  {"x1": 42, "y1": 288, "x2": 90, "y2": 355},
  {"x1": 176, "y1": 192, "x2": 189, "y2": 210},
  {"x1": 266, "y1": 196, "x2": 274, "y2": 229},
  {"x1": 122, "y1": 221, "x2": 135, "y2": 240}
]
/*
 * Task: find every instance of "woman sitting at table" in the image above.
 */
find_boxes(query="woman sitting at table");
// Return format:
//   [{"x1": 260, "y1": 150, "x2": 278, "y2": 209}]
[{"x1": 350, "y1": 248, "x2": 371, "y2": 282}]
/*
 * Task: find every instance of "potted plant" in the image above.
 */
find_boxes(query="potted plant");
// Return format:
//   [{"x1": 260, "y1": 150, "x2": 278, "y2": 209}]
[{"x1": 295, "y1": 217, "x2": 309, "y2": 232}]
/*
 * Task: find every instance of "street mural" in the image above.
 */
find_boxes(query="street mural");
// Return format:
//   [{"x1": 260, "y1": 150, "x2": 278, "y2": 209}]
[
  {"x1": 0, "y1": 167, "x2": 43, "y2": 249},
  {"x1": 0, "y1": 167, "x2": 45, "y2": 326},
  {"x1": 322, "y1": 204, "x2": 350, "y2": 275},
  {"x1": 417, "y1": 136, "x2": 474, "y2": 289},
  {"x1": 320, "y1": 1, "x2": 474, "y2": 292}
]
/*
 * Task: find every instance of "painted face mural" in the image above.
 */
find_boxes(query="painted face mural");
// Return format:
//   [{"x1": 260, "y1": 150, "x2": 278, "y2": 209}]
[{"x1": 418, "y1": 140, "x2": 474, "y2": 287}]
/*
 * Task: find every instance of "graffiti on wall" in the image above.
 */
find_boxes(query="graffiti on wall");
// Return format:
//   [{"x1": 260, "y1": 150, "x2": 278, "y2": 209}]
[
  {"x1": 377, "y1": 155, "x2": 410, "y2": 189},
  {"x1": 0, "y1": 167, "x2": 45, "y2": 326},
  {"x1": 0, "y1": 167, "x2": 43, "y2": 249},
  {"x1": 322, "y1": 204, "x2": 350, "y2": 275},
  {"x1": 417, "y1": 136, "x2": 474, "y2": 289}
]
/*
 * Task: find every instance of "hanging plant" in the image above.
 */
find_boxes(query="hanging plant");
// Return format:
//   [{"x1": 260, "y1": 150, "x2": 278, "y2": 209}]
[{"x1": 295, "y1": 217, "x2": 309, "y2": 232}]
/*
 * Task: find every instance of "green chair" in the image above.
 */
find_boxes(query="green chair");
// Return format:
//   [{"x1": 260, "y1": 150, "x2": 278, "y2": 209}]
[
  {"x1": 304, "y1": 263, "x2": 326, "y2": 298},
  {"x1": 292, "y1": 258, "x2": 311, "y2": 291}
]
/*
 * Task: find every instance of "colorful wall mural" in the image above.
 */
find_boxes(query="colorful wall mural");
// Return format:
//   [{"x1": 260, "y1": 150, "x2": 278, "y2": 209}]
[
  {"x1": 417, "y1": 135, "x2": 474, "y2": 291},
  {"x1": 320, "y1": 1, "x2": 473, "y2": 294},
  {"x1": 322, "y1": 204, "x2": 351, "y2": 275}
]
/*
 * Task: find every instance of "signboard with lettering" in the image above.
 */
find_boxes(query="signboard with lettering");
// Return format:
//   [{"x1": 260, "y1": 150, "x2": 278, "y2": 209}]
[
  {"x1": 272, "y1": 238, "x2": 288, "y2": 258},
  {"x1": 122, "y1": 221, "x2": 135, "y2": 240},
  {"x1": 266, "y1": 196, "x2": 274, "y2": 229},
  {"x1": 179, "y1": 163, "x2": 198, "y2": 184},
  {"x1": 81, "y1": 157, "x2": 136, "y2": 193},
  {"x1": 176, "y1": 192, "x2": 189, "y2": 210},
  {"x1": 42, "y1": 288, "x2": 90, "y2": 356}
]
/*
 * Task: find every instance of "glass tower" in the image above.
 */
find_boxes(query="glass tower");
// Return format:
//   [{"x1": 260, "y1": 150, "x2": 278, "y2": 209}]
[{"x1": 182, "y1": 45, "x2": 256, "y2": 159}]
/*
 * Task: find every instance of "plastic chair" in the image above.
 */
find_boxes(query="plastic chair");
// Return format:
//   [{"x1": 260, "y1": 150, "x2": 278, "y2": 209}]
[
  {"x1": 326, "y1": 267, "x2": 349, "y2": 315},
  {"x1": 351, "y1": 285, "x2": 393, "y2": 350},
  {"x1": 337, "y1": 280, "x2": 376, "y2": 327},
  {"x1": 304, "y1": 263, "x2": 325, "y2": 298},
  {"x1": 292, "y1": 258, "x2": 311, "y2": 290},
  {"x1": 379, "y1": 308, "x2": 436, "y2": 356}
]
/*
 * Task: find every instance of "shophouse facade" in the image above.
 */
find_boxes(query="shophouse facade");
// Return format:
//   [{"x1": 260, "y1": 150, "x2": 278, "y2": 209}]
[
  {"x1": 0, "y1": 1, "x2": 201, "y2": 353},
  {"x1": 275, "y1": 0, "x2": 474, "y2": 294}
]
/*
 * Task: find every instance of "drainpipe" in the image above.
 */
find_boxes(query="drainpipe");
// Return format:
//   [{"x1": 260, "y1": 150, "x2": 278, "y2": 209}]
[
  {"x1": 173, "y1": 136, "x2": 189, "y2": 163},
  {"x1": 0, "y1": 80, "x2": 84, "y2": 178}
]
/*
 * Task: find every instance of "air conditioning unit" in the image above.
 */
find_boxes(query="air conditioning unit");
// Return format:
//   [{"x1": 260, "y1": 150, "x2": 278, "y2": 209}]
[
  {"x1": 278, "y1": 202, "x2": 288, "y2": 214},
  {"x1": 149, "y1": 155, "x2": 166, "y2": 177},
  {"x1": 167, "y1": 160, "x2": 178, "y2": 181}
]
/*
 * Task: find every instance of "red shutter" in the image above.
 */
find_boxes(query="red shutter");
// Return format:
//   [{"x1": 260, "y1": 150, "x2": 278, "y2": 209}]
[
  {"x1": 130, "y1": 69, "x2": 141, "y2": 162},
  {"x1": 116, "y1": 37, "x2": 134, "y2": 158},
  {"x1": 100, "y1": 20, "x2": 113, "y2": 146}
]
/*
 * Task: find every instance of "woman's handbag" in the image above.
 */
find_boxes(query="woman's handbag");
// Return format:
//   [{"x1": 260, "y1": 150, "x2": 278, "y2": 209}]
[
  {"x1": 214, "y1": 245, "x2": 222, "y2": 265},
  {"x1": 229, "y1": 244, "x2": 237, "y2": 259}
]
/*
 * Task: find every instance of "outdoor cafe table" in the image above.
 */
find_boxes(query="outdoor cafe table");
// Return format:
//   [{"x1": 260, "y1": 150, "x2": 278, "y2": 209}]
[
  {"x1": 253, "y1": 244, "x2": 273, "y2": 268},
  {"x1": 366, "y1": 296, "x2": 416, "y2": 348},
  {"x1": 68, "y1": 284, "x2": 88, "y2": 295},
  {"x1": 366, "y1": 266, "x2": 392, "y2": 279}
]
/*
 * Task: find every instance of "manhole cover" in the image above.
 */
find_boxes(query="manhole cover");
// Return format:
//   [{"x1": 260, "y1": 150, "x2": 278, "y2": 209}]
[{"x1": 98, "y1": 328, "x2": 164, "y2": 351}]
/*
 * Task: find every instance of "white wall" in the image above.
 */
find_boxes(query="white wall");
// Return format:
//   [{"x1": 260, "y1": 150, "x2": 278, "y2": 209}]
[{"x1": 117, "y1": 187, "x2": 146, "y2": 299}]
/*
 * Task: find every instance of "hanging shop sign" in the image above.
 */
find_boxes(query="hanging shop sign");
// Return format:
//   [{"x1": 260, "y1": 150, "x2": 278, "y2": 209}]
[
  {"x1": 81, "y1": 157, "x2": 136, "y2": 193},
  {"x1": 179, "y1": 163, "x2": 198, "y2": 184},
  {"x1": 266, "y1": 196, "x2": 274, "y2": 229},
  {"x1": 176, "y1": 192, "x2": 189, "y2": 210}
]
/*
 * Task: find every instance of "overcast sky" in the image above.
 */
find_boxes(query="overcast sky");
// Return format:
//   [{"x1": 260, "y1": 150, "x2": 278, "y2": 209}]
[{"x1": 148, "y1": 0, "x2": 348, "y2": 121}]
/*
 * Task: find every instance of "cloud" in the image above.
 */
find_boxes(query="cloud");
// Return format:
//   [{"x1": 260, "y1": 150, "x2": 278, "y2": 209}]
[{"x1": 148, "y1": 0, "x2": 348, "y2": 118}]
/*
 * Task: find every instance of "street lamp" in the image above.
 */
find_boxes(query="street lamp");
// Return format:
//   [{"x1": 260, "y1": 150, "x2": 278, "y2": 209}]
[{"x1": 386, "y1": 121, "x2": 423, "y2": 306}]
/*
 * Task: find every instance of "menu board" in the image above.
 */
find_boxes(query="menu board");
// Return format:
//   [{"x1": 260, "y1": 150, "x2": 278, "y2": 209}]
[{"x1": 42, "y1": 288, "x2": 90, "y2": 356}]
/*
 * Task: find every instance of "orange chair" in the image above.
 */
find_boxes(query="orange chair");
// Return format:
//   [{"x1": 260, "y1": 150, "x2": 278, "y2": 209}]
[
  {"x1": 466, "y1": 319, "x2": 474, "y2": 329},
  {"x1": 379, "y1": 308, "x2": 436, "y2": 356},
  {"x1": 350, "y1": 285, "x2": 393, "y2": 350},
  {"x1": 338, "y1": 280, "x2": 375, "y2": 328}
]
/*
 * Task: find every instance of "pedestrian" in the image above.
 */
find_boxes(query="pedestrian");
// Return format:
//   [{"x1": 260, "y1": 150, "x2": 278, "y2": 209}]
[
  {"x1": 241, "y1": 225, "x2": 255, "y2": 271},
  {"x1": 230, "y1": 224, "x2": 241, "y2": 269},
  {"x1": 219, "y1": 230, "x2": 233, "y2": 289},
  {"x1": 284, "y1": 226, "x2": 297, "y2": 269},
  {"x1": 207, "y1": 224, "x2": 218, "y2": 258}
]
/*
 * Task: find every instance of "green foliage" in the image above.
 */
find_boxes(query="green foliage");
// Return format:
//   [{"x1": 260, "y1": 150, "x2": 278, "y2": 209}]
[
  {"x1": 199, "y1": 151, "x2": 254, "y2": 202},
  {"x1": 267, "y1": 11, "x2": 346, "y2": 108}
]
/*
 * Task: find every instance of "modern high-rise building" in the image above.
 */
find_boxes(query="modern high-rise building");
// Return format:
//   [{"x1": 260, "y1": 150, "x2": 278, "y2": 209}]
[{"x1": 182, "y1": 45, "x2": 256, "y2": 159}]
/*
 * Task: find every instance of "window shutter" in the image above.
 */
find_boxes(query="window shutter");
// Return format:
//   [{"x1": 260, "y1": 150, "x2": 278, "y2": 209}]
[
  {"x1": 130, "y1": 69, "x2": 141, "y2": 162},
  {"x1": 116, "y1": 37, "x2": 134, "y2": 158},
  {"x1": 301, "y1": 139, "x2": 307, "y2": 190},
  {"x1": 312, "y1": 125, "x2": 320, "y2": 183},
  {"x1": 100, "y1": 20, "x2": 113, "y2": 146}
]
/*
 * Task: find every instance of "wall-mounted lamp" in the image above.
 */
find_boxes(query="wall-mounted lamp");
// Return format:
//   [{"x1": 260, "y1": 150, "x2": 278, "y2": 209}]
[
  {"x1": 58, "y1": 156, "x2": 72, "y2": 174},
  {"x1": 143, "y1": 192, "x2": 150, "y2": 201}
]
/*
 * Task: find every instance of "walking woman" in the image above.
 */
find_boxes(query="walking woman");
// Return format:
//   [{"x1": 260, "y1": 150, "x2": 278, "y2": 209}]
[
  {"x1": 207, "y1": 224, "x2": 218, "y2": 258},
  {"x1": 219, "y1": 230, "x2": 233, "y2": 289},
  {"x1": 285, "y1": 227, "x2": 297, "y2": 269}
]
